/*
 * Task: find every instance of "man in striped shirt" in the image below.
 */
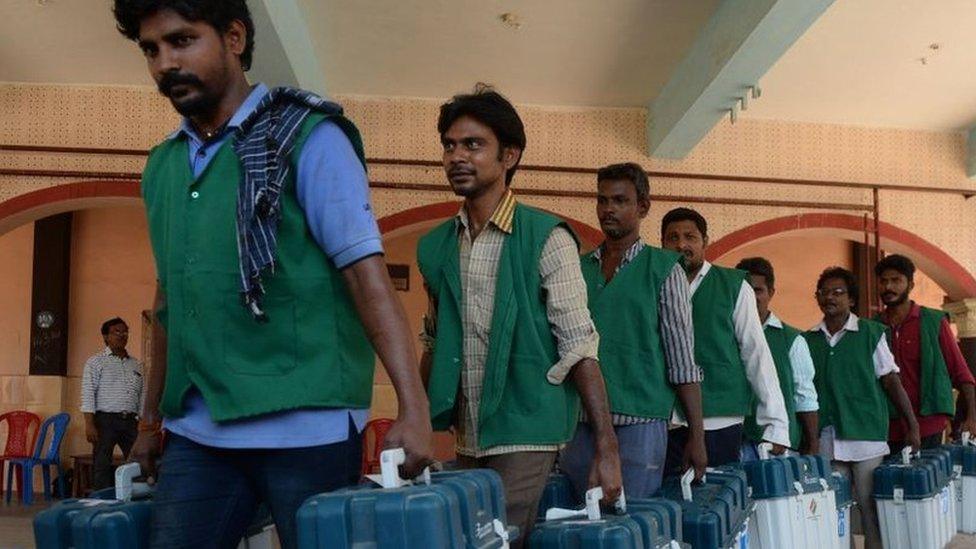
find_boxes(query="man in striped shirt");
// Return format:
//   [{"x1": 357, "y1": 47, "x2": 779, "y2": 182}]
[
  {"x1": 561, "y1": 163, "x2": 706, "y2": 499},
  {"x1": 81, "y1": 317, "x2": 144, "y2": 489}
]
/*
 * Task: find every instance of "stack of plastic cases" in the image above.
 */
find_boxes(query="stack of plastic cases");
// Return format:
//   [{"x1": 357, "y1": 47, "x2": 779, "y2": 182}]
[
  {"x1": 34, "y1": 492, "x2": 152, "y2": 549},
  {"x1": 661, "y1": 471, "x2": 749, "y2": 549},
  {"x1": 703, "y1": 467, "x2": 753, "y2": 549},
  {"x1": 529, "y1": 510, "x2": 662, "y2": 549},
  {"x1": 920, "y1": 448, "x2": 957, "y2": 539},
  {"x1": 627, "y1": 498, "x2": 685, "y2": 548},
  {"x1": 945, "y1": 440, "x2": 976, "y2": 533},
  {"x1": 297, "y1": 467, "x2": 513, "y2": 549},
  {"x1": 873, "y1": 452, "x2": 949, "y2": 549},
  {"x1": 736, "y1": 454, "x2": 837, "y2": 549},
  {"x1": 784, "y1": 455, "x2": 839, "y2": 549},
  {"x1": 827, "y1": 473, "x2": 853, "y2": 549},
  {"x1": 430, "y1": 470, "x2": 520, "y2": 545},
  {"x1": 537, "y1": 472, "x2": 580, "y2": 522}
]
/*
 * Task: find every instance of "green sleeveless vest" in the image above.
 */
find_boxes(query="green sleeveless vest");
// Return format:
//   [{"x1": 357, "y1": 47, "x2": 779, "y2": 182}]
[
  {"x1": 581, "y1": 246, "x2": 682, "y2": 419},
  {"x1": 804, "y1": 318, "x2": 890, "y2": 441},
  {"x1": 745, "y1": 321, "x2": 802, "y2": 447},
  {"x1": 691, "y1": 266, "x2": 751, "y2": 417},
  {"x1": 876, "y1": 306, "x2": 955, "y2": 418},
  {"x1": 417, "y1": 204, "x2": 581, "y2": 449},
  {"x1": 142, "y1": 113, "x2": 375, "y2": 421}
]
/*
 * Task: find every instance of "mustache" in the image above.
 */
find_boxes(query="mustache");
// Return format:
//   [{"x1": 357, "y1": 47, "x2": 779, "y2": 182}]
[{"x1": 158, "y1": 71, "x2": 204, "y2": 96}]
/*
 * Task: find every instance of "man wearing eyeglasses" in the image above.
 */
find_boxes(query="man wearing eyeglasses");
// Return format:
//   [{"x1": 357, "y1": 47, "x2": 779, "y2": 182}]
[{"x1": 804, "y1": 266, "x2": 918, "y2": 549}]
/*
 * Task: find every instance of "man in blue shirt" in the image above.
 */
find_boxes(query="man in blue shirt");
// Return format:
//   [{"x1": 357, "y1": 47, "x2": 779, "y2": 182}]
[{"x1": 113, "y1": 1, "x2": 432, "y2": 548}]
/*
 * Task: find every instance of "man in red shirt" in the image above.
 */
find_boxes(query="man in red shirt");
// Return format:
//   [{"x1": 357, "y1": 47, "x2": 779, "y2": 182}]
[{"x1": 876, "y1": 254, "x2": 976, "y2": 453}]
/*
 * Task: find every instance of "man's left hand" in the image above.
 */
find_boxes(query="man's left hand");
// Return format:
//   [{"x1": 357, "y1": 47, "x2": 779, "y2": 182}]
[
  {"x1": 767, "y1": 442, "x2": 787, "y2": 456},
  {"x1": 905, "y1": 421, "x2": 922, "y2": 451},
  {"x1": 382, "y1": 413, "x2": 434, "y2": 479},
  {"x1": 959, "y1": 417, "x2": 976, "y2": 441},
  {"x1": 587, "y1": 437, "x2": 622, "y2": 504}
]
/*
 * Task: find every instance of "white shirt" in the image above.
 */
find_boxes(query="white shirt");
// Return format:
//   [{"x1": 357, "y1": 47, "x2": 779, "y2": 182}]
[
  {"x1": 811, "y1": 313, "x2": 899, "y2": 462},
  {"x1": 764, "y1": 312, "x2": 819, "y2": 413},
  {"x1": 685, "y1": 261, "x2": 791, "y2": 446}
]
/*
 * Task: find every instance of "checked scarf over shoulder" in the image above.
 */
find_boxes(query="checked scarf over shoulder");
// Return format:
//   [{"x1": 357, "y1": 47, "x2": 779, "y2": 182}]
[{"x1": 232, "y1": 86, "x2": 346, "y2": 322}]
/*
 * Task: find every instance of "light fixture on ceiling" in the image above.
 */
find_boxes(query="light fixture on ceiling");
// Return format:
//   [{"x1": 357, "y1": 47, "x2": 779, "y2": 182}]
[
  {"x1": 729, "y1": 84, "x2": 761, "y2": 124},
  {"x1": 499, "y1": 12, "x2": 522, "y2": 30}
]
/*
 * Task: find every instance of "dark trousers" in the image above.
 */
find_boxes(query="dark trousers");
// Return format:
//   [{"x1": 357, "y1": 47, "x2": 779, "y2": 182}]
[
  {"x1": 149, "y1": 428, "x2": 362, "y2": 549},
  {"x1": 888, "y1": 432, "x2": 945, "y2": 456},
  {"x1": 92, "y1": 412, "x2": 138, "y2": 490},
  {"x1": 664, "y1": 423, "x2": 744, "y2": 477}
]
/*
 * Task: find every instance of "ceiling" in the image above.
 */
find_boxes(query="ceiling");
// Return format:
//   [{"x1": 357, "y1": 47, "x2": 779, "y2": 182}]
[
  {"x1": 0, "y1": 0, "x2": 718, "y2": 107},
  {"x1": 4, "y1": 0, "x2": 976, "y2": 132},
  {"x1": 742, "y1": 0, "x2": 976, "y2": 131}
]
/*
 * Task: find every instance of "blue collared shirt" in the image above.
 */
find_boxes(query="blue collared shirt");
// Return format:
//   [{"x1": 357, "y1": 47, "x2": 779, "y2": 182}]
[{"x1": 163, "y1": 84, "x2": 377, "y2": 448}]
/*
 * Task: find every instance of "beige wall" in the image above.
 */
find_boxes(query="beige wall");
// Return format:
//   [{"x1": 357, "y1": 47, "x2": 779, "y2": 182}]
[
  {"x1": 0, "y1": 206, "x2": 157, "y2": 471},
  {"x1": 715, "y1": 236, "x2": 853, "y2": 330},
  {"x1": 0, "y1": 223, "x2": 32, "y2": 379},
  {"x1": 2, "y1": 82, "x2": 975, "y2": 469}
]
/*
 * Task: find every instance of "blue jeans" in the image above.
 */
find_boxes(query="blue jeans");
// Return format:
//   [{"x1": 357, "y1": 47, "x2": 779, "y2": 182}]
[
  {"x1": 559, "y1": 420, "x2": 668, "y2": 501},
  {"x1": 740, "y1": 441, "x2": 760, "y2": 463},
  {"x1": 149, "y1": 428, "x2": 362, "y2": 549}
]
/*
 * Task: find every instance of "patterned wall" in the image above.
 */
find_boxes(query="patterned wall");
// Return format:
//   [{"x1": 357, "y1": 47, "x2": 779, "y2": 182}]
[{"x1": 3, "y1": 82, "x2": 976, "y2": 472}]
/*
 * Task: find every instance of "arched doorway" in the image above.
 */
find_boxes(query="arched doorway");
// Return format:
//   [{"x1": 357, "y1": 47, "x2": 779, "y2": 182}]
[{"x1": 706, "y1": 213, "x2": 976, "y2": 302}]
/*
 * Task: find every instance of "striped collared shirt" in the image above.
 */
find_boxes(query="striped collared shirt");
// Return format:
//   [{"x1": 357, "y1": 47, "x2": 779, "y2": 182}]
[
  {"x1": 447, "y1": 190, "x2": 600, "y2": 457},
  {"x1": 587, "y1": 239, "x2": 701, "y2": 426},
  {"x1": 80, "y1": 348, "x2": 144, "y2": 415}
]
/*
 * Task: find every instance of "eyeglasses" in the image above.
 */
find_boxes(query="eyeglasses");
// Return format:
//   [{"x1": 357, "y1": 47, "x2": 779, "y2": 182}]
[{"x1": 815, "y1": 287, "x2": 848, "y2": 298}]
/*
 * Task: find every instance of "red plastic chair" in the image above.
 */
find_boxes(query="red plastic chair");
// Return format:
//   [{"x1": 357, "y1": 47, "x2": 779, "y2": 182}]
[
  {"x1": 360, "y1": 418, "x2": 394, "y2": 477},
  {"x1": 0, "y1": 411, "x2": 41, "y2": 497}
]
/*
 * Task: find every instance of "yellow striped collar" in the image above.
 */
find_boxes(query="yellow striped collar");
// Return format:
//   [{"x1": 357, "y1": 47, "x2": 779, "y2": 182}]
[{"x1": 456, "y1": 190, "x2": 517, "y2": 234}]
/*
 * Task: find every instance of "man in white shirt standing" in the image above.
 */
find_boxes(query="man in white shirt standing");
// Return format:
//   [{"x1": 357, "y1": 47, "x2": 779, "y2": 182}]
[
  {"x1": 660, "y1": 208, "x2": 789, "y2": 473},
  {"x1": 804, "y1": 266, "x2": 919, "y2": 549},
  {"x1": 735, "y1": 257, "x2": 819, "y2": 458},
  {"x1": 81, "y1": 317, "x2": 144, "y2": 490}
]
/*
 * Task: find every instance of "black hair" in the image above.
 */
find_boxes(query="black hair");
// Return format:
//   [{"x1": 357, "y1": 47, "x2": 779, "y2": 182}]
[
  {"x1": 438, "y1": 83, "x2": 526, "y2": 185},
  {"x1": 661, "y1": 207, "x2": 708, "y2": 239},
  {"x1": 101, "y1": 317, "x2": 127, "y2": 336},
  {"x1": 736, "y1": 257, "x2": 775, "y2": 289},
  {"x1": 817, "y1": 266, "x2": 858, "y2": 307},
  {"x1": 875, "y1": 254, "x2": 916, "y2": 282},
  {"x1": 113, "y1": 0, "x2": 255, "y2": 71},
  {"x1": 597, "y1": 162, "x2": 650, "y2": 202}
]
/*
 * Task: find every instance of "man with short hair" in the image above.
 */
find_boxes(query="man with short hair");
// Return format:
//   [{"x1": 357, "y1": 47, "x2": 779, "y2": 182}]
[
  {"x1": 806, "y1": 266, "x2": 918, "y2": 549},
  {"x1": 560, "y1": 163, "x2": 706, "y2": 499},
  {"x1": 660, "y1": 207, "x2": 789, "y2": 472},
  {"x1": 81, "y1": 317, "x2": 143, "y2": 490},
  {"x1": 875, "y1": 254, "x2": 976, "y2": 453},
  {"x1": 113, "y1": 1, "x2": 432, "y2": 547},
  {"x1": 734, "y1": 257, "x2": 819, "y2": 459},
  {"x1": 419, "y1": 86, "x2": 621, "y2": 545}
]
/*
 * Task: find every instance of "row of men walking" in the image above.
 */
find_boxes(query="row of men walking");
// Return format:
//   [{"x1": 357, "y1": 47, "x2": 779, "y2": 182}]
[{"x1": 104, "y1": 2, "x2": 976, "y2": 548}]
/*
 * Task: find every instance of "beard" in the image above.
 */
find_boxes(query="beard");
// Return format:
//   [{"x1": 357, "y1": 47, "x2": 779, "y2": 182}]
[
  {"x1": 158, "y1": 70, "x2": 221, "y2": 117},
  {"x1": 882, "y1": 290, "x2": 910, "y2": 307}
]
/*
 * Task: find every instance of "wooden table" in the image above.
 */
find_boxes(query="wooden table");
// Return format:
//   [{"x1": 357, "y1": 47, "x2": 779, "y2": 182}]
[{"x1": 71, "y1": 454, "x2": 125, "y2": 497}]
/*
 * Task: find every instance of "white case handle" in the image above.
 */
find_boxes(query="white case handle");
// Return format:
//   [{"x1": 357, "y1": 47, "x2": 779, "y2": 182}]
[
  {"x1": 543, "y1": 486, "x2": 626, "y2": 521},
  {"x1": 757, "y1": 442, "x2": 773, "y2": 460},
  {"x1": 114, "y1": 462, "x2": 152, "y2": 501},
  {"x1": 681, "y1": 469, "x2": 705, "y2": 502},
  {"x1": 900, "y1": 446, "x2": 916, "y2": 466},
  {"x1": 379, "y1": 448, "x2": 431, "y2": 489},
  {"x1": 963, "y1": 431, "x2": 972, "y2": 446}
]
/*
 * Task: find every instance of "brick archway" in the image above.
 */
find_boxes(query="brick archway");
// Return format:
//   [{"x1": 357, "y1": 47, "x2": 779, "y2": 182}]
[
  {"x1": 0, "y1": 181, "x2": 140, "y2": 237},
  {"x1": 706, "y1": 213, "x2": 976, "y2": 301},
  {"x1": 377, "y1": 200, "x2": 604, "y2": 247}
]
